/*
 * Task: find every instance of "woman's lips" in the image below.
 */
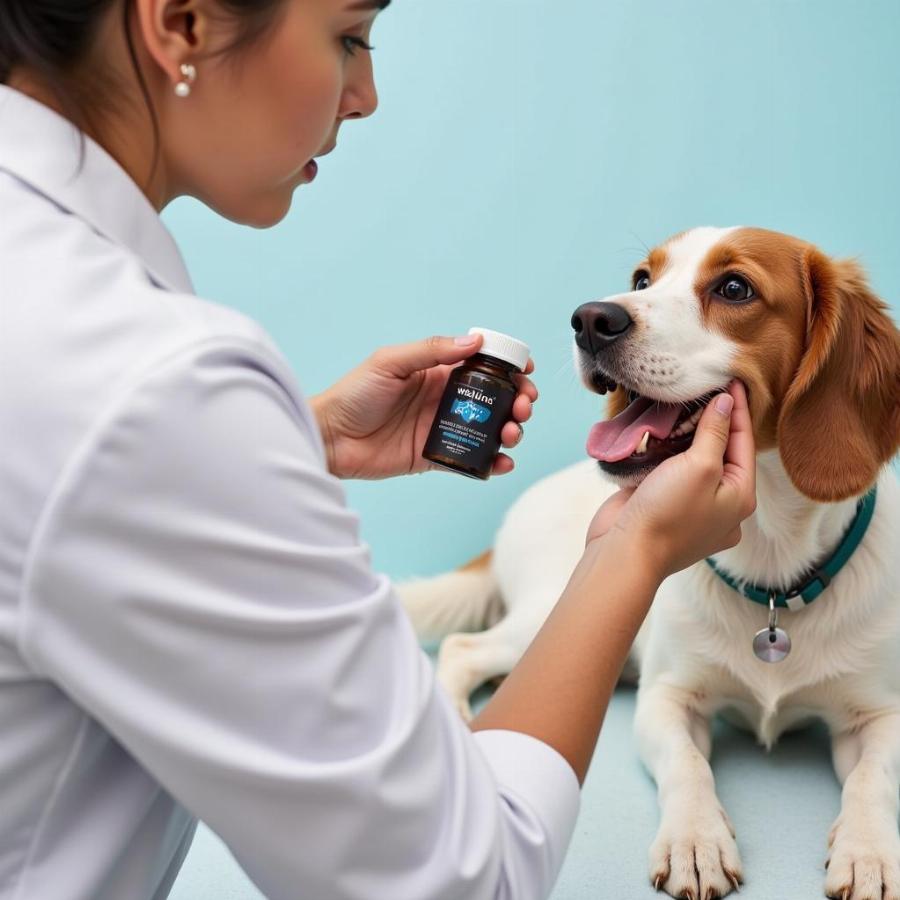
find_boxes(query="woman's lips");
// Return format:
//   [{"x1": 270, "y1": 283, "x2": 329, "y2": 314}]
[{"x1": 302, "y1": 159, "x2": 318, "y2": 182}]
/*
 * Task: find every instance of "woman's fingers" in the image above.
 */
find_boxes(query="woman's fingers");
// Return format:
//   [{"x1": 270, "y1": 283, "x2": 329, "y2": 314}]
[
  {"x1": 686, "y1": 390, "x2": 734, "y2": 470},
  {"x1": 372, "y1": 333, "x2": 484, "y2": 377},
  {"x1": 491, "y1": 453, "x2": 516, "y2": 475},
  {"x1": 499, "y1": 373, "x2": 536, "y2": 451},
  {"x1": 513, "y1": 370, "x2": 538, "y2": 400},
  {"x1": 372, "y1": 339, "x2": 536, "y2": 383},
  {"x1": 500, "y1": 421, "x2": 524, "y2": 448},
  {"x1": 722, "y1": 381, "x2": 756, "y2": 497},
  {"x1": 511, "y1": 393, "x2": 533, "y2": 424}
]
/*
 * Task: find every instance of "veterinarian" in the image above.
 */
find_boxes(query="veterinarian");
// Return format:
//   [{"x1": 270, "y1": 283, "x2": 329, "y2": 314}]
[{"x1": 0, "y1": 1, "x2": 757, "y2": 898}]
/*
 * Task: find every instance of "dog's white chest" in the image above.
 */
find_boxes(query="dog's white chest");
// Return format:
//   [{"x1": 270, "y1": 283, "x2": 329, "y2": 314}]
[
  {"x1": 713, "y1": 661, "x2": 827, "y2": 748},
  {"x1": 717, "y1": 695, "x2": 818, "y2": 746}
]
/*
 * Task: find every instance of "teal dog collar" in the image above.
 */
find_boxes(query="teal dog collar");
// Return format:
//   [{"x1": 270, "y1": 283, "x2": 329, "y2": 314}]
[{"x1": 705, "y1": 488, "x2": 877, "y2": 612}]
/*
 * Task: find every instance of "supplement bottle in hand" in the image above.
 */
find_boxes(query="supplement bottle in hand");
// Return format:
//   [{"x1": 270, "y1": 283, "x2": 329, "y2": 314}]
[{"x1": 423, "y1": 327, "x2": 530, "y2": 480}]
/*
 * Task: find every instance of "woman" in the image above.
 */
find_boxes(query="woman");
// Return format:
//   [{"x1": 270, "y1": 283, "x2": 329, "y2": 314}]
[{"x1": 0, "y1": 2, "x2": 756, "y2": 898}]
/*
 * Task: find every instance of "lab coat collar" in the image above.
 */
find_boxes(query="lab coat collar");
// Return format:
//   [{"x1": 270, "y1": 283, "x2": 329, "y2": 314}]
[{"x1": 0, "y1": 84, "x2": 193, "y2": 294}]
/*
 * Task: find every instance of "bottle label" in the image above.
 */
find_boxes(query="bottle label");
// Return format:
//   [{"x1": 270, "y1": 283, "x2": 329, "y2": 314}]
[
  {"x1": 451, "y1": 399, "x2": 492, "y2": 424},
  {"x1": 423, "y1": 375, "x2": 515, "y2": 475}
]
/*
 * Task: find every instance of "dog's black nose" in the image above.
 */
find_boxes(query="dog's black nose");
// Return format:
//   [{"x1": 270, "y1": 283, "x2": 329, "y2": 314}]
[{"x1": 571, "y1": 302, "x2": 633, "y2": 353}]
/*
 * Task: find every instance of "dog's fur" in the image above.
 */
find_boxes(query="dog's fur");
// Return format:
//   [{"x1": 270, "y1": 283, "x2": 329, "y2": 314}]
[{"x1": 399, "y1": 227, "x2": 900, "y2": 900}]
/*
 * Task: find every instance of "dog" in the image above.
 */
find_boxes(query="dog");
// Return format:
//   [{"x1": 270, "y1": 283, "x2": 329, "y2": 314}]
[{"x1": 399, "y1": 227, "x2": 900, "y2": 900}]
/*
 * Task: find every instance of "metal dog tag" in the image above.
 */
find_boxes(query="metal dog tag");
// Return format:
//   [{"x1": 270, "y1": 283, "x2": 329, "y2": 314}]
[
  {"x1": 752, "y1": 625, "x2": 791, "y2": 662},
  {"x1": 752, "y1": 593, "x2": 791, "y2": 663}
]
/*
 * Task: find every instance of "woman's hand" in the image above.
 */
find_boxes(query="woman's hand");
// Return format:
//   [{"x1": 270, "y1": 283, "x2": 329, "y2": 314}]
[
  {"x1": 310, "y1": 333, "x2": 537, "y2": 479},
  {"x1": 585, "y1": 380, "x2": 756, "y2": 579}
]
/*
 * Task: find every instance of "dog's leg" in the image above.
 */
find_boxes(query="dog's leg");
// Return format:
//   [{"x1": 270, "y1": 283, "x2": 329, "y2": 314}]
[
  {"x1": 397, "y1": 550, "x2": 500, "y2": 643},
  {"x1": 635, "y1": 681, "x2": 743, "y2": 900},
  {"x1": 825, "y1": 709, "x2": 900, "y2": 900},
  {"x1": 435, "y1": 610, "x2": 546, "y2": 722}
]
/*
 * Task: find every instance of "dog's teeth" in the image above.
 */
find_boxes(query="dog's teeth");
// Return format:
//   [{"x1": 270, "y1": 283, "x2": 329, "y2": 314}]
[
  {"x1": 674, "y1": 418, "x2": 700, "y2": 437},
  {"x1": 673, "y1": 406, "x2": 704, "y2": 437},
  {"x1": 636, "y1": 431, "x2": 650, "y2": 454}
]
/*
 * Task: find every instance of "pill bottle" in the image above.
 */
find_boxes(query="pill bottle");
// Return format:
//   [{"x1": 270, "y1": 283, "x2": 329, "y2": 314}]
[{"x1": 422, "y1": 327, "x2": 530, "y2": 480}]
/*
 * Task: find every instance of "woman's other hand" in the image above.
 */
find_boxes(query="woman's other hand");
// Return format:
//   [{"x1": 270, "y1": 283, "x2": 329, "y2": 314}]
[
  {"x1": 585, "y1": 380, "x2": 756, "y2": 578},
  {"x1": 310, "y1": 333, "x2": 537, "y2": 479}
]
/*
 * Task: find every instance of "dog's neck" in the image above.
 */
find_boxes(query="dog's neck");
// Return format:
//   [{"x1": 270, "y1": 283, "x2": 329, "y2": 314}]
[{"x1": 710, "y1": 450, "x2": 860, "y2": 590}]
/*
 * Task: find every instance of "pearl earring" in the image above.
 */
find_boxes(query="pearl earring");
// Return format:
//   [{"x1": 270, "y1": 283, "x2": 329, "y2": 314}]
[{"x1": 174, "y1": 63, "x2": 196, "y2": 98}]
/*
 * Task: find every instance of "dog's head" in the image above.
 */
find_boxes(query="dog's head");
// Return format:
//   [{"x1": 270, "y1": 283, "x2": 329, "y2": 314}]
[{"x1": 573, "y1": 226, "x2": 900, "y2": 501}]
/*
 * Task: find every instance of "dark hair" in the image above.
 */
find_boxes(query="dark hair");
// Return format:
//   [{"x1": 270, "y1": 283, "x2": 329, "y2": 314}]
[{"x1": 0, "y1": 0, "x2": 286, "y2": 180}]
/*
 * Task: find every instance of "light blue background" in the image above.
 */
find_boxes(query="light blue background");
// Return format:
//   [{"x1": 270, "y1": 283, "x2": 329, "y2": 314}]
[{"x1": 165, "y1": 1, "x2": 900, "y2": 898}]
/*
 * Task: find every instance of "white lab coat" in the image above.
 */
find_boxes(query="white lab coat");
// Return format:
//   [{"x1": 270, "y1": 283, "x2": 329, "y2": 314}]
[{"x1": 0, "y1": 85, "x2": 579, "y2": 900}]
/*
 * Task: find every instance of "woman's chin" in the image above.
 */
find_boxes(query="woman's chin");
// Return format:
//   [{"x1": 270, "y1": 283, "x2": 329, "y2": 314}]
[
  {"x1": 212, "y1": 189, "x2": 294, "y2": 229},
  {"x1": 244, "y1": 199, "x2": 293, "y2": 229}
]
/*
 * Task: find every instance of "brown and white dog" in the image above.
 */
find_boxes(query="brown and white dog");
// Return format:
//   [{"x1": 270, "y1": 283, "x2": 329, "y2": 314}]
[{"x1": 399, "y1": 227, "x2": 900, "y2": 900}]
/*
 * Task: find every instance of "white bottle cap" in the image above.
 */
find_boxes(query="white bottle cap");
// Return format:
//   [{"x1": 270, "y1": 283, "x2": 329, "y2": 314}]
[{"x1": 468, "y1": 327, "x2": 530, "y2": 371}]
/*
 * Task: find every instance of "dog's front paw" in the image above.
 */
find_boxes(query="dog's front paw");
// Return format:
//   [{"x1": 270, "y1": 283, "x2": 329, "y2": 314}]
[
  {"x1": 649, "y1": 801, "x2": 743, "y2": 900},
  {"x1": 825, "y1": 812, "x2": 900, "y2": 900}
]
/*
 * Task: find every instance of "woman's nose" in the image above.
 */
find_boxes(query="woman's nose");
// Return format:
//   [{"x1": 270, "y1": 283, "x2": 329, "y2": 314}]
[{"x1": 339, "y1": 64, "x2": 379, "y2": 121}]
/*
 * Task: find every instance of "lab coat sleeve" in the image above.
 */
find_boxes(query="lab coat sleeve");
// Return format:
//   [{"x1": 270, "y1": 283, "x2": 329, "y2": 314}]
[{"x1": 17, "y1": 336, "x2": 581, "y2": 900}]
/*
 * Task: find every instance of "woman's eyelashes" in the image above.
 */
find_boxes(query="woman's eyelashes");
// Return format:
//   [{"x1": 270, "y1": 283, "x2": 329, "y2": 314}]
[{"x1": 342, "y1": 35, "x2": 375, "y2": 55}]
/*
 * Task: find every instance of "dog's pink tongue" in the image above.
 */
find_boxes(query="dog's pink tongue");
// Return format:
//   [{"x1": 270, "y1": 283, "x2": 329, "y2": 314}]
[{"x1": 587, "y1": 396, "x2": 683, "y2": 462}]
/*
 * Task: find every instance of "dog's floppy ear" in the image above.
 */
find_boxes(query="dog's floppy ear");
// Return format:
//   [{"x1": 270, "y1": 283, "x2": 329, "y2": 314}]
[{"x1": 778, "y1": 248, "x2": 900, "y2": 502}]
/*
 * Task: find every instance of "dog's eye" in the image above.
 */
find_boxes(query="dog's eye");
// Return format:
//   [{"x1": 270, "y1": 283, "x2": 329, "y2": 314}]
[
  {"x1": 633, "y1": 272, "x2": 651, "y2": 291},
  {"x1": 716, "y1": 275, "x2": 754, "y2": 303}
]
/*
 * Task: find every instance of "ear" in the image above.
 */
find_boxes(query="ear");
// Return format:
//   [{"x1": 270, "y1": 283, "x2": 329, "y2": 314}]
[
  {"x1": 778, "y1": 248, "x2": 900, "y2": 501},
  {"x1": 134, "y1": 0, "x2": 210, "y2": 86}
]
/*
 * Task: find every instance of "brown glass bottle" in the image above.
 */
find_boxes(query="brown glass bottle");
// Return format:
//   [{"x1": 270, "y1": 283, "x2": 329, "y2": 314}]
[{"x1": 422, "y1": 328, "x2": 530, "y2": 480}]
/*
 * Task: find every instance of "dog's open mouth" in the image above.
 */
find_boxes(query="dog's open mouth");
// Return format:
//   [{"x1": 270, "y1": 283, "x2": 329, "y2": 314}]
[{"x1": 586, "y1": 385, "x2": 718, "y2": 474}]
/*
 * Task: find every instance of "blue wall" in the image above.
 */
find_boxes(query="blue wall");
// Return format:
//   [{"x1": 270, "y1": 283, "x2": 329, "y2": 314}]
[{"x1": 163, "y1": 0, "x2": 900, "y2": 580}]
